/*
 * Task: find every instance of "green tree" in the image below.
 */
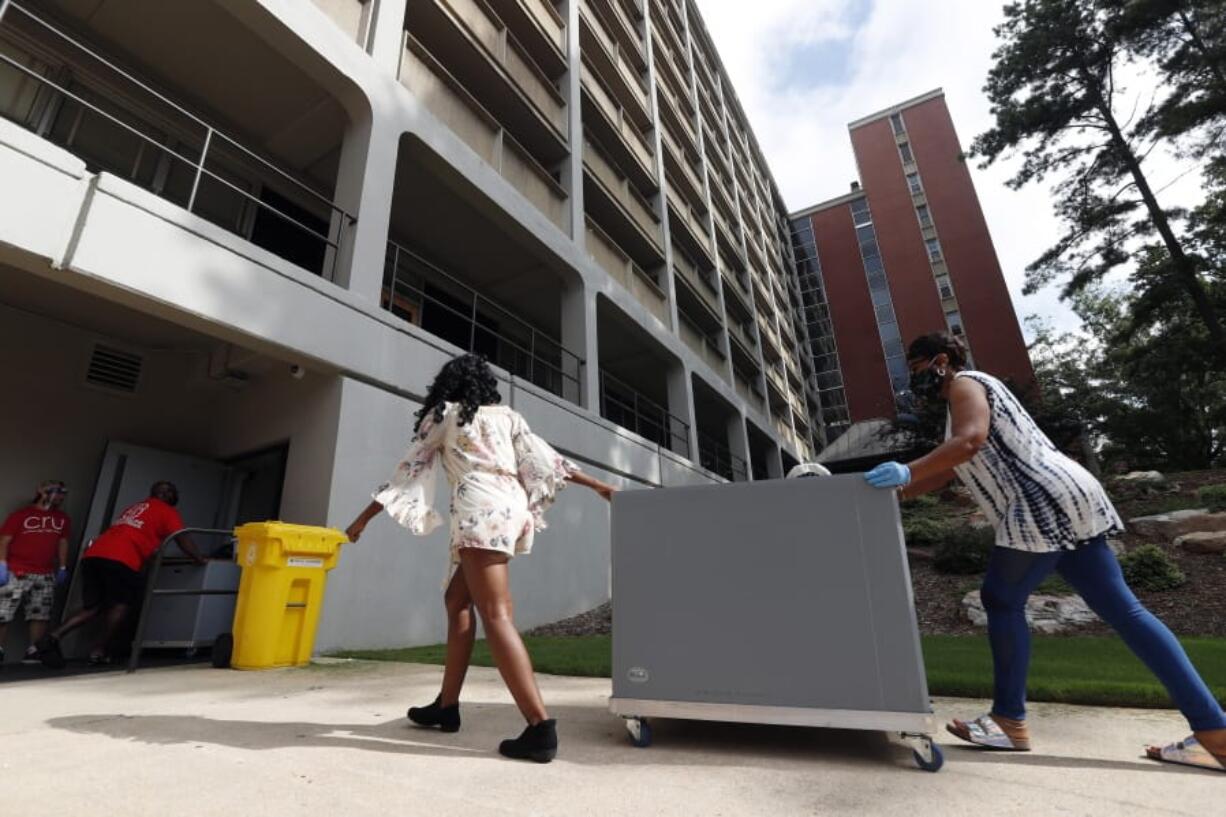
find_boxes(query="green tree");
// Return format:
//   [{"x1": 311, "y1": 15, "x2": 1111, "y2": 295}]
[
  {"x1": 974, "y1": 0, "x2": 1226, "y2": 359},
  {"x1": 1101, "y1": 0, "x2": 1226, "y2": 150}
]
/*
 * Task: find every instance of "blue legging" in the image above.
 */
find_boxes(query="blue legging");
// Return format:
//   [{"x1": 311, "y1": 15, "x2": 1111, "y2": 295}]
[{"x1": 981, "y1": 536, "x2": 1226, "y2": 731}]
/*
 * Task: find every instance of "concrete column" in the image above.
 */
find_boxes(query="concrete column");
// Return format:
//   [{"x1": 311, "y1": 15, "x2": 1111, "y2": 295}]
[
  {"x1": 766, "y1": 442, "x2": 784, "y2": 479},
  {"x1": 727, "y1": 412, "x2": 750, "y2": 482},
  {"x1": 667, "y1": 363, "x2": 698, "y2": 462},
  {"x1": 562, "y1": 282, "x2": 599, "y2": 411},
  {"x1": 332, "y1": 113, "x2": 400, "y2": 302},
  {"x1": 560, "y1": 0, "x2": 584, "y2": 245},
  {"x1": 365, "y1": 0, "x2": 409, "y2": 72}
]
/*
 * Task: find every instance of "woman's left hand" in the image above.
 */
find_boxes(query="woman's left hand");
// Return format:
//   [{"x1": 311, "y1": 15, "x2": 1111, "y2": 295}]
[
  {"x1": 865, "y1": 462, "x2": 911, "y2": 488},
  {"x1": 596, "y1": 483, "x2": 617, "y2": 503}
]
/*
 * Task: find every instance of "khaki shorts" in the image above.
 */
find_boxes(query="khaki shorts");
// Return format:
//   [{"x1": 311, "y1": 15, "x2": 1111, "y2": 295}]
[{"x1": 0, "y1": 573, "x2": 55, "y2": 623}]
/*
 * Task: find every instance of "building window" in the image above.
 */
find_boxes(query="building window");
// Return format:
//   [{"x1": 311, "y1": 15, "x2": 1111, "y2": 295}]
[
  {"x1": 890, "y1": 112, "x2": 905, "y2": 135},
  {"x1": 850, "y1": 197, "x2": 872, "y2": 227},
  {"x1": 916, "y1": 204, "x2": 932, "y2": 227},
  {"x1": 947, "y1": 310, "x2": 965, "y2": 336},
  {"x1": 925, "y1": 237, "x2": 943, "y2": 261},
  {"x1": 906, "y1": 172, "x2": 923, "y2": 195},
  {"x1": 898, "y1": 141, "x2": 914, "y2": 164},
  {"x1": 936, "y1": 274, "x2": 954, "y2": 300}
]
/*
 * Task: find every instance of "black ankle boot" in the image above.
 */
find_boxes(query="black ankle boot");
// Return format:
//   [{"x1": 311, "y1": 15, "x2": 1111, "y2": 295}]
[
  {"x1": 498, "y1": 719, "x2": 558, "y2": 763},
  {"x1": 407, "y1": 697, "x2": 461, "y2": 733}
]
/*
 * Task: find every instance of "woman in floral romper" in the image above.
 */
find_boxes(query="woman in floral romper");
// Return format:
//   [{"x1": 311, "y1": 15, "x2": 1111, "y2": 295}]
[{"x1": 346, "y1": 354, "x2": 615, "y2": 763}]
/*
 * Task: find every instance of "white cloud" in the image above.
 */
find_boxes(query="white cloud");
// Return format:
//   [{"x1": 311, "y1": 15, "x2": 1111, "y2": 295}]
[{"x1": 696, "y1": 0, "x2": 1205, "y2": 339}]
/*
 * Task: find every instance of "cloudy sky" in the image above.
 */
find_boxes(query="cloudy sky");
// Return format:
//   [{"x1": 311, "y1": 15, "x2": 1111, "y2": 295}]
[{"x1": 697, "y1": 0, "x2": 1198, "y2": 338}]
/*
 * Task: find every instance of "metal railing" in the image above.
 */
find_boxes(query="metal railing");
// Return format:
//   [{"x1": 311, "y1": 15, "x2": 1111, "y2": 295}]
[
  {"x1": 599, "y1": 370, "x2": 690, "y2": 457},
  {"x1": 698, "y1": 431, "x2": 748, "y2": 482},
  {"x1": 383, "y1": 241, "x2": 584, "y2": 404},
  {"x1": 0, "y1": 1, "x2": 355, "y2": 279}
]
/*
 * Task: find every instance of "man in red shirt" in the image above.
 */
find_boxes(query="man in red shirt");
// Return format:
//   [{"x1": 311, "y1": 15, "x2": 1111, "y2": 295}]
[
  {"x1": 35, "y1": 480, "x2": 205, "y2": 668},
  {"x1": 0, "y1": 480, "x2": 72, "y2": 666}
]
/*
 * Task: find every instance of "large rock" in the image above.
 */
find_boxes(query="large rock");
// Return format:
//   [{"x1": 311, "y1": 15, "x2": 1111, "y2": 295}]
[
  {"x1": 1174, "y1": 531, "x2": 1226, "y2": 555},
  {"x1": 1128, "y1": 509, "x2": 1226, "y2": 541},
  {"x1": 961, "y1": 591, "x2": 1099, "y2": 634}
]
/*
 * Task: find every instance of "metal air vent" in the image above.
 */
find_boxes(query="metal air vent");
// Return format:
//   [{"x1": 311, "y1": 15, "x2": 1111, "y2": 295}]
[{"x1": 85, "y1": 343, "x2": 143, "y2": 394}]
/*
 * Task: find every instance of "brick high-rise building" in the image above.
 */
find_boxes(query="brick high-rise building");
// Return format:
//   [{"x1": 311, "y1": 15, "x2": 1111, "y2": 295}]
[{"x1": 789, "y1": 89, "x2": 1034, "y2": 449}]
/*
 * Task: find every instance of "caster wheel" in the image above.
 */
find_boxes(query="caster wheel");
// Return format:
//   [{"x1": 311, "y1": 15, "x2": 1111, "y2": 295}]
[
  {"x1": 625, "y1": 718, "x2": 653, "y2": 748},
  {"x1": 211, "y1": 633, "x2": 233, "y2": 669},
  {"x1": 912, "y1": 741, "x2": 944, "y2": 772}
]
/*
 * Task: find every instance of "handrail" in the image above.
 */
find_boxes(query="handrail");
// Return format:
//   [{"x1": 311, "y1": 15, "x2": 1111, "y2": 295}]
[
  {"x1": 697, "y1": 429, "x2": 747, "y2": 482},
  {"x1": 0, "y1": 2, "x2": 355, "y2": 278},
  {"x1": 599, "y1": 370, "x2": 690, "y2": 457},
  {"x1": 384, "y1": 241, "x2": 584, "y2": 400},
  {"x1": 127, "y1": 527, "x2": 237, "y2": 673}
]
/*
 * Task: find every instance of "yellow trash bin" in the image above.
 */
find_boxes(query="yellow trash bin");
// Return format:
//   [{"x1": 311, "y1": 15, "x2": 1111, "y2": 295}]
[{"x1": 229, "y1": 522, "x2": 347, "y2": 670}]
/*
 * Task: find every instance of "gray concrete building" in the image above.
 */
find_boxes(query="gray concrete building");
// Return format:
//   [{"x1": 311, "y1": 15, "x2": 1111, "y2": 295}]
[{"x1": 0, "y1": 0, "x2": 815, "y2": 655}]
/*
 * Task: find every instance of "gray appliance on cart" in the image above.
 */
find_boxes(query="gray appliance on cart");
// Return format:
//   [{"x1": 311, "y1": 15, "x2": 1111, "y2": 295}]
[{"x1": 609, "y1": 474, "x2": 943, "y2": 771}]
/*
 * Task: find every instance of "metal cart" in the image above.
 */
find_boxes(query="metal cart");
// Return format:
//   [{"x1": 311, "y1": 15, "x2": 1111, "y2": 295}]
[
  {"x1": 127, "y1": 528, "x2": 238, "y2": 672},
  {"x1": 608, "y1": 475, "x2": 943, "y2": 772}
]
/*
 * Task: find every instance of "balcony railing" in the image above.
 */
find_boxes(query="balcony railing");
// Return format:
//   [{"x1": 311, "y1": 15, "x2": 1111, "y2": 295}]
[
  {"x1": 584, "y1": 137, "x2": 661, "y2": 246},
  {"x1": 383, "y1": 241, "x2": 583, "y2": 403},
  {"x1": 698, "y1": 431, "x2": 748, "y2": 482},
  {"x1": 579, "y1": 62, "x2": 655, "y2": 178},
  {"x1": 0, "y1": 1, "x2": 355, "y2": 279},
  {"x1": 600, "y1": 370, "x2": 690, "y2": 457}
]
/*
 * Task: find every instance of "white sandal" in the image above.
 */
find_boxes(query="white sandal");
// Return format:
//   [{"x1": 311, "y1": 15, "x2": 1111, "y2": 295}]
[
  {"x1": 1147, "y1": 736, "x2": 1226, "y2": 773},
  {"x1": 946, "y1": 714, "x2": 1030, "y2": 751}
]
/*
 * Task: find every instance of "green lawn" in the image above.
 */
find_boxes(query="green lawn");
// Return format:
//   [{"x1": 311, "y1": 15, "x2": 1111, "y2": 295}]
[{"x1": 335, "y1": 635, "x2": 1226, "y2": 710}]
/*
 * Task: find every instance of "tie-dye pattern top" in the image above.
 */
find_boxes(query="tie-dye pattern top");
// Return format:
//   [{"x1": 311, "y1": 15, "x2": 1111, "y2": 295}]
[{"x1": 947, "y1": 371, "x2": 1122, "y2": 552}]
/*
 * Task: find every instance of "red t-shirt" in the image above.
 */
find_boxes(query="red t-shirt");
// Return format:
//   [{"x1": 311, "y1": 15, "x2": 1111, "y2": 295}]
[
  {"x1": 85, "y1": 498, "x2": 185, "y2": 571},
  {"x1": 1, "y1": 507, "x2": 71, "y2": 576}
]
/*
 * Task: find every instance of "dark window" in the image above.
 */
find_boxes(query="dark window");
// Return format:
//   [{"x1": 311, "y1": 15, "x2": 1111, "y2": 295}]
[
  {"x1": 899, "y1": 141, "x2": 914, "y2": 164},
  {"x1": 890, "y1": 112, "x2": 905, "y2": 135}
]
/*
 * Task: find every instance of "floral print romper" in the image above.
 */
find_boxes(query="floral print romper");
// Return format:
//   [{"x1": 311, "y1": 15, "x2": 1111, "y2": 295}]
[{"x1": 374, "y1": 403, "x2": 576, "y2": 587}]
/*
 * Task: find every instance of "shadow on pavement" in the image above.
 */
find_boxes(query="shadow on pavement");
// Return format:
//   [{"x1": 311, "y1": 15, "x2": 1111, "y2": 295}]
[
  {"x1": 945, "y1": 743, "x2": 1218, "y2": 776},
  {"x1": 2, "y1": 655, "x2": 207, "y2": 685}
]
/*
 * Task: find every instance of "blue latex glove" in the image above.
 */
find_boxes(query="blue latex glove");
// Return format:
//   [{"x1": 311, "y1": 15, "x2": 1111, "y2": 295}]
[
  {"x1": 55, "y1": 567, "x2": 69, "y2": 587},
  {"x1": 865, "y1": 462, "x2": 911, "y2": 489},
  {"x1": 0, "y1": 561, "x2": 8, "y2": 587}
]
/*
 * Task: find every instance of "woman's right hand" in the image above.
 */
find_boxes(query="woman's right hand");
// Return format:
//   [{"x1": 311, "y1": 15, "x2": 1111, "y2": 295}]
[
  {"x1": 345, "y1": 520, "x2": 366, "y2": 543},
  {"x1": 596, "y1": 483, "x2": 617, "y2": 503}
]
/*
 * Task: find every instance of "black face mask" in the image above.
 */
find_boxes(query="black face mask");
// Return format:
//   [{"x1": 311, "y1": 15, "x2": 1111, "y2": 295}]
[{"x1": 909, "y1": 361, "x2": 946, "y2": 402}]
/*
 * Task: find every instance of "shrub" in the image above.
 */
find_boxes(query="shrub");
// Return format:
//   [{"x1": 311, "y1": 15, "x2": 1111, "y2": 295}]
[
  {"x1": 1196, "y1": 484, "x2": 1226, "y2": 513},
  {"x1": 903, "y1": 516, "x2": 953, "y2": 549},
  {"x1": 933, "y1": 526, "x2": 995, "y2": 575},
  {"x1": 1035, "y1": 575, "x2": 1075, "y2": 596},
  {"x1": 1120, "y1": 544, "x2": 1187, "y2": 592}
]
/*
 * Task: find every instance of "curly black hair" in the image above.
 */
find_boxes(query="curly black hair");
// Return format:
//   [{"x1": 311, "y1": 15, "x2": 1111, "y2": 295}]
[{"x1": 414, "y1": 353, "x2": 502, "y2": 434}]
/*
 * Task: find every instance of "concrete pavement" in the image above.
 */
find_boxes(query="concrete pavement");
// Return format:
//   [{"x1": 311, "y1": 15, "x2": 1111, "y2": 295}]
[{"x1": 0, "y1": 660, "x2": 1219, "y2": 816}]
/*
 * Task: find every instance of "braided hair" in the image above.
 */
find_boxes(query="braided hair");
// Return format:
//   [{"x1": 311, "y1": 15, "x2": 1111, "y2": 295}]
[
  {"x1": 413, "y1": 353, "x2": 502, "y2": 434},
  {"x1": 906, "y1": 332, "x2": 968, "y2": 368}
]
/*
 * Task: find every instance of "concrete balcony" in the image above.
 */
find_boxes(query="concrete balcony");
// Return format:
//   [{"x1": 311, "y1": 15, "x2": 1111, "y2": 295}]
[
  {"x1": 679, "y1": 310, "x2": 728, "y2": 382},
  {"x1": 650, "y1": 0, "x2": 688, "y2": 65},
  {"x1": 660, "y1": 119, "x2": 705, "y2": 212},
  {"x1": 585, "y1": 217, "x2": 668, "y2": 324},
  {"x1": 650, "y1": 33, "x2": 691, "y2": 114},
  {"x1": 310, "y1": 0, "x2": 367, "y2": 43},
  {"x1": 401, "y1": 40, "x2": 568, "y2": 230},
  {"x1": 711, "y1": 198, "x2": 742, "y2": 262},
  {"x1": 588, "y1": 0, "x2": 647, "y2": 70},
  {"x1": 655, "y1": 75, "x2": 699, "y2": 155},
  {"x1": 485, "y1": 0, "x2": 568, "y2": 75},
  {"x1": 759, "y1": 316, "x2": 783, "y2": 364},
  {"x1": 579, "y1": 62, "x2": 656, "y2": 188},
  {"x1": 664, "y1": 186, "x2": 713, "y2": 264},
  {"x1": 721, "y1": 267, "x2": 752, "y2": 315},
  {"x1": 579, "y1": 0, "x2": 651, "y2": 130},
  {"x1": 672, "y1": 243, "x2": 720, "y2": 317},
  {"x1": 583, "y1": 137, "x2": 663, "y2": 252},
  {"x1": 734, "y1": 368, "x2": 766, "y2": 417},
  {"x1": 409, "y1": 0, "x2": 569, "y2": 166}
]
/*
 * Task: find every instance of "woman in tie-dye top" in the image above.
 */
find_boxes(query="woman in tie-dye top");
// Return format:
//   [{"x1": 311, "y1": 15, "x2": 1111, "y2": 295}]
[{"x1": 865, "y1": 332, "x2": 1225, "y2": 774}]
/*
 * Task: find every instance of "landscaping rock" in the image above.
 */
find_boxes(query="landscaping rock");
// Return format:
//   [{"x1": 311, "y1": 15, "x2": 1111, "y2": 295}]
[
  {"x1": 961, "y1": 591, "x2": 1099, "y2": 634},
  {"x1": 1107, "y1": 537, "x2": 1126, "y2": 557},
  {"x1": 1128, "y1": 509, "x2": 1226, "y2": 541},
  {"x1": 967, "y1": 511, "x2": 992, "y2": 529},
  {"x1": 1174, "y1": 531, "x2": 1226, "y2": 556},
  {"x1": 1117, "y1": 471, "x2": 1166, "y2": 485}
]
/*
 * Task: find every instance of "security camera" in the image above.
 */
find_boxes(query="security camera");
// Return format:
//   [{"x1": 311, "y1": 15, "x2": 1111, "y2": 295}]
[{"x1": 289, "y1": 364, "x2": 306, "y2": 380}]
